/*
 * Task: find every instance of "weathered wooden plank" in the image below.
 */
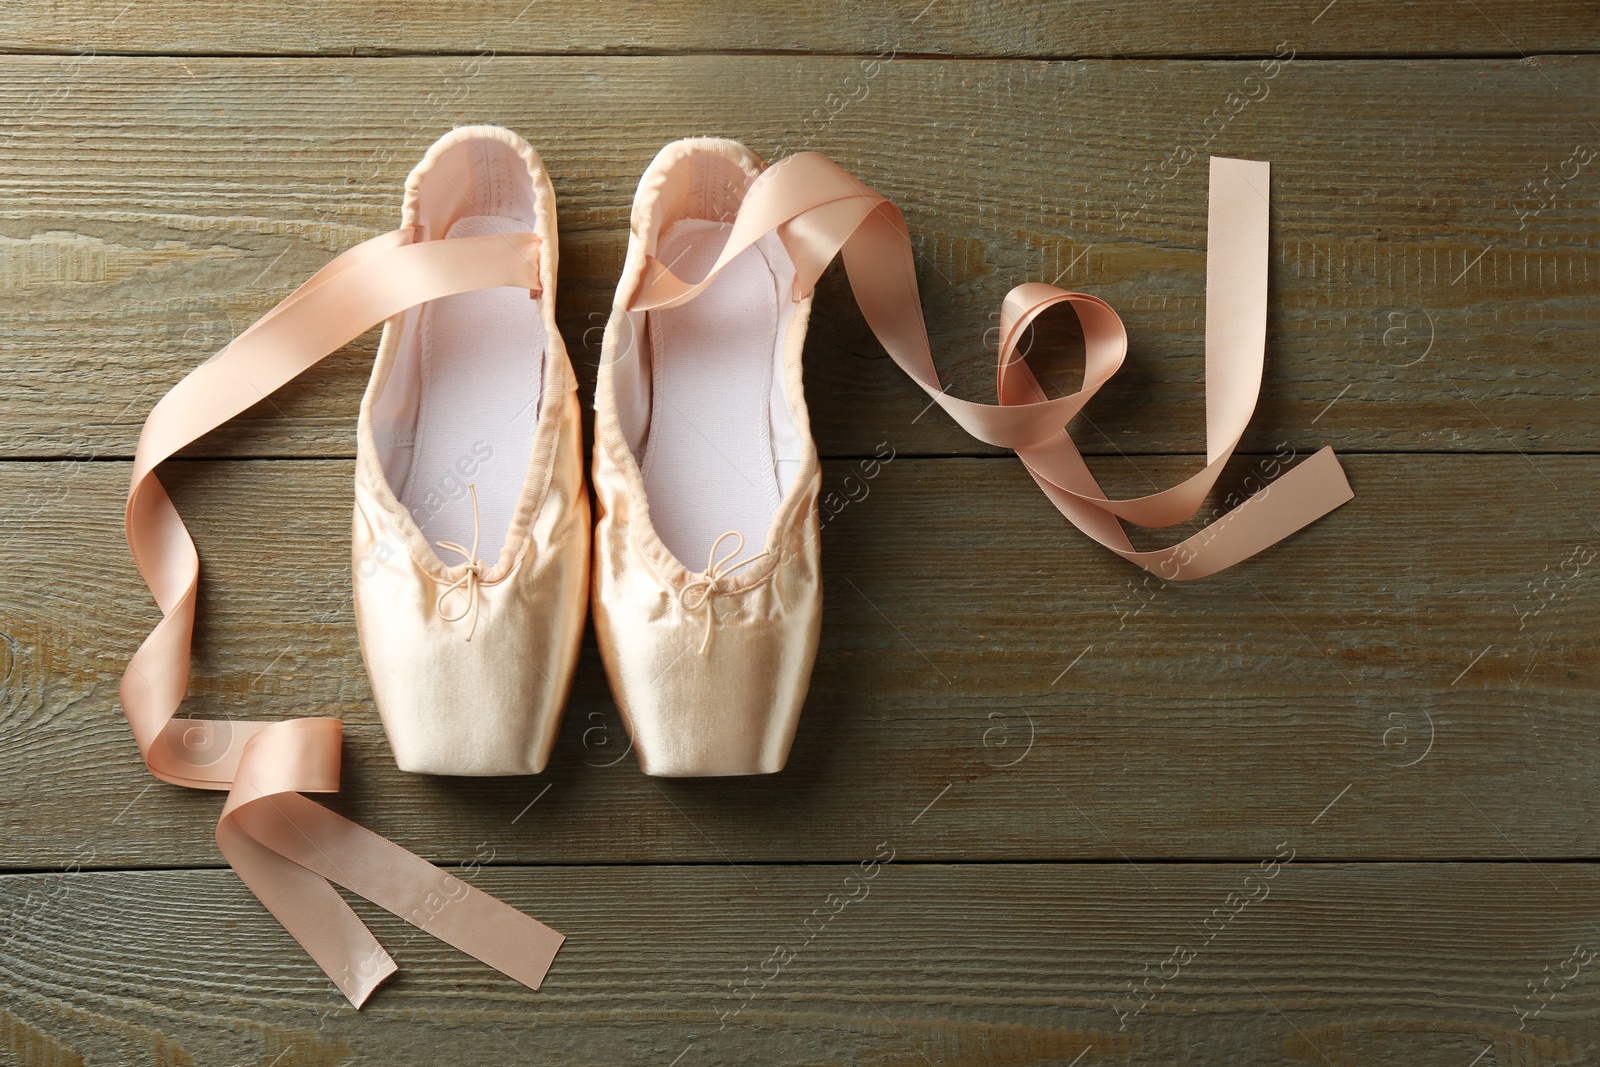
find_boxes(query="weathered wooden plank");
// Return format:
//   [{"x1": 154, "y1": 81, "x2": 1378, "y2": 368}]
[
  {"x1": 1, "y1": 453, "x2": 1593, "y2": 867},
  {"x1": 0, "y1": 57, "x2": 1594, "y2": 459},
  {"x1": 1, "y1": 864, "x2": 1595, "y2": 1065},
  {"x1": 2, "y1": 0, "x2": 1595, "y2": 58}
]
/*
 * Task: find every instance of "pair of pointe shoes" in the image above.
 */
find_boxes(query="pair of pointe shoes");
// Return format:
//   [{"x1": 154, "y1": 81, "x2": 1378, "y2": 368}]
[
  {"x1": 120, "y1": 123, "x2": 1350, "y2": 1008},
  {"x1": 355, "y1": 126, "x2": 818, "y2": 778},
  {"x1": 233, "y1": 126, "x2": 1349, "y2": 781}
]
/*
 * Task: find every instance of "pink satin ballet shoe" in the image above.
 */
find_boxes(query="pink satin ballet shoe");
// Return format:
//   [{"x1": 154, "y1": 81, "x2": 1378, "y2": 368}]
[
  {"x1": 592, "y1": 138, "x2": 821, "y2": 777},
  {"x1": 121, "y1": 125, "x2": 577, "y2": 1004},
  {"x1": 592, "y1": 140, "x2": 1355, "y2": 778},
  {"x1": 354, "y1": 126, "x2": 589, "y2": 775}
]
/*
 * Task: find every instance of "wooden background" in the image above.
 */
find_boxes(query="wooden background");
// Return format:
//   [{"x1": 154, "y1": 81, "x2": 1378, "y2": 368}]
[{"x1": 2, "y1": 2, "x2": 1598, "y2": 1063}]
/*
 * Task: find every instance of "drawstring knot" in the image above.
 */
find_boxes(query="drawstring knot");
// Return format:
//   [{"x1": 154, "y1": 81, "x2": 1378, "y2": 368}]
[
  {"x1": 679, "y1": 530, "x2": 770, "y2": 655},
  {"x1": 435, "y1": 484, "x2": 492, "y2": 641}
]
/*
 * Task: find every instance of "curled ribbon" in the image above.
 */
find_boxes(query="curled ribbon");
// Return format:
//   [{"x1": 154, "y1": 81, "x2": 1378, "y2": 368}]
[
  {"x1": 679, "y1": 530, "x2": 771, "y2": 654},
  {"x1": 631, "y1": 154, "x2": 1353, "y2": 579},
  {"x1": 123, "y1": 226, "x2": 564, "y2": 1007}
]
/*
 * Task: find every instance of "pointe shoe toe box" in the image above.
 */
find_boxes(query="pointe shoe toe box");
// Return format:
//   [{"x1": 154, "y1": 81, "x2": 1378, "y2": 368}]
[{"x1": 591, "y1": 497, "x2": 821, "y2": 778}]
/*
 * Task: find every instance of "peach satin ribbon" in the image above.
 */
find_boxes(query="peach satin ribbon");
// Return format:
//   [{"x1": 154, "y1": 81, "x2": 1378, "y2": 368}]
[
  {"x1": 633, "y1": 155, "x2": 1353, "y2": 579},
  {"x1": 123, "y1": 226, "x2": 564, "y2": 1006}
]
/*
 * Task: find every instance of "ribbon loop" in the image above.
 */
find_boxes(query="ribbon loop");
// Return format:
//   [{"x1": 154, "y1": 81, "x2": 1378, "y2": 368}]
[
  {"x1": 631, "y1": 153, "x2": 1352, "y2": 579},
  {"x1": 122, "y1": 227, "x2": 564, "y2": 1007}
]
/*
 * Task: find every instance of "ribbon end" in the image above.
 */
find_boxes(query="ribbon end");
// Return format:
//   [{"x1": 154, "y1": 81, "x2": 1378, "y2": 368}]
[
  {"x1": 1308, "y1": 445, "x2": 1355, "y2": 505},
  {"x1": 343, "y1": 953, "x2": 399, "y2": 1009},
  {"x1": 509, "y1": 928, "x2": 567, "y2": 992}
]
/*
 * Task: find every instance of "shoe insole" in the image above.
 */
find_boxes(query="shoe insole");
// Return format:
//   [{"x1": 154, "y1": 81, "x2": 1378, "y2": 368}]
[
  {"x1": 400, "y1": 214, "x2": 546, "y2": 562},
  {"x1": 643, "y1": 218, "x2": 783, "y2": 572}
]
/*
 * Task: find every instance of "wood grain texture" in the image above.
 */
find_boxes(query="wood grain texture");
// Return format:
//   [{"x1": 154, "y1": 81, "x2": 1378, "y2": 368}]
[
  {"x1": 1, "y1": 4, "x2": 1596, "y2": 1060},
  {"x1": 2, "y1": 864, "x2": 1596, "y2": 1065},
  {"x1": 2, "y1": 0, "x2": 1597, "y2": 58},
  {"x1": 2, "y1": 453, "x2": 1593, "y2": 868},
  {"x1": 1, "y1": 57, "x2": 1596, "y2": 460}
]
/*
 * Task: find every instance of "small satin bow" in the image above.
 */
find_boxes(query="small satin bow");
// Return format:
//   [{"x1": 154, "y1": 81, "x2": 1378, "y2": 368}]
[
  {"x1": 679, "y1": 530, "x2": 771, "y2": 655},
  {"x1": 436, "y1": 484, "x2": 491, "y2": 641}
]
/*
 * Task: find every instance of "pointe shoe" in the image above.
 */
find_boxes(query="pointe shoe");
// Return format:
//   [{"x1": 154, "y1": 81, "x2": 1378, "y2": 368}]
[
  {"x1": 591, "y1": 141, "x2": 1357, "y2": 775},
  {"x1": 591, "y1": 138, "x2": 821, "y2": 776},
  {"x1": 354, "y1": 126, "x2": 589, "y2": 775}
]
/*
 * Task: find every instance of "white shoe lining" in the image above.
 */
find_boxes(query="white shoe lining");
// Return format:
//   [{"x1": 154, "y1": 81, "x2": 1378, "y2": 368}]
[
  {"x1": 641, "y1": 217, "x2": 791, "y2": 570},
  {"x1": 397, "y1": 213, "x2": 546, "y2": 561}
]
